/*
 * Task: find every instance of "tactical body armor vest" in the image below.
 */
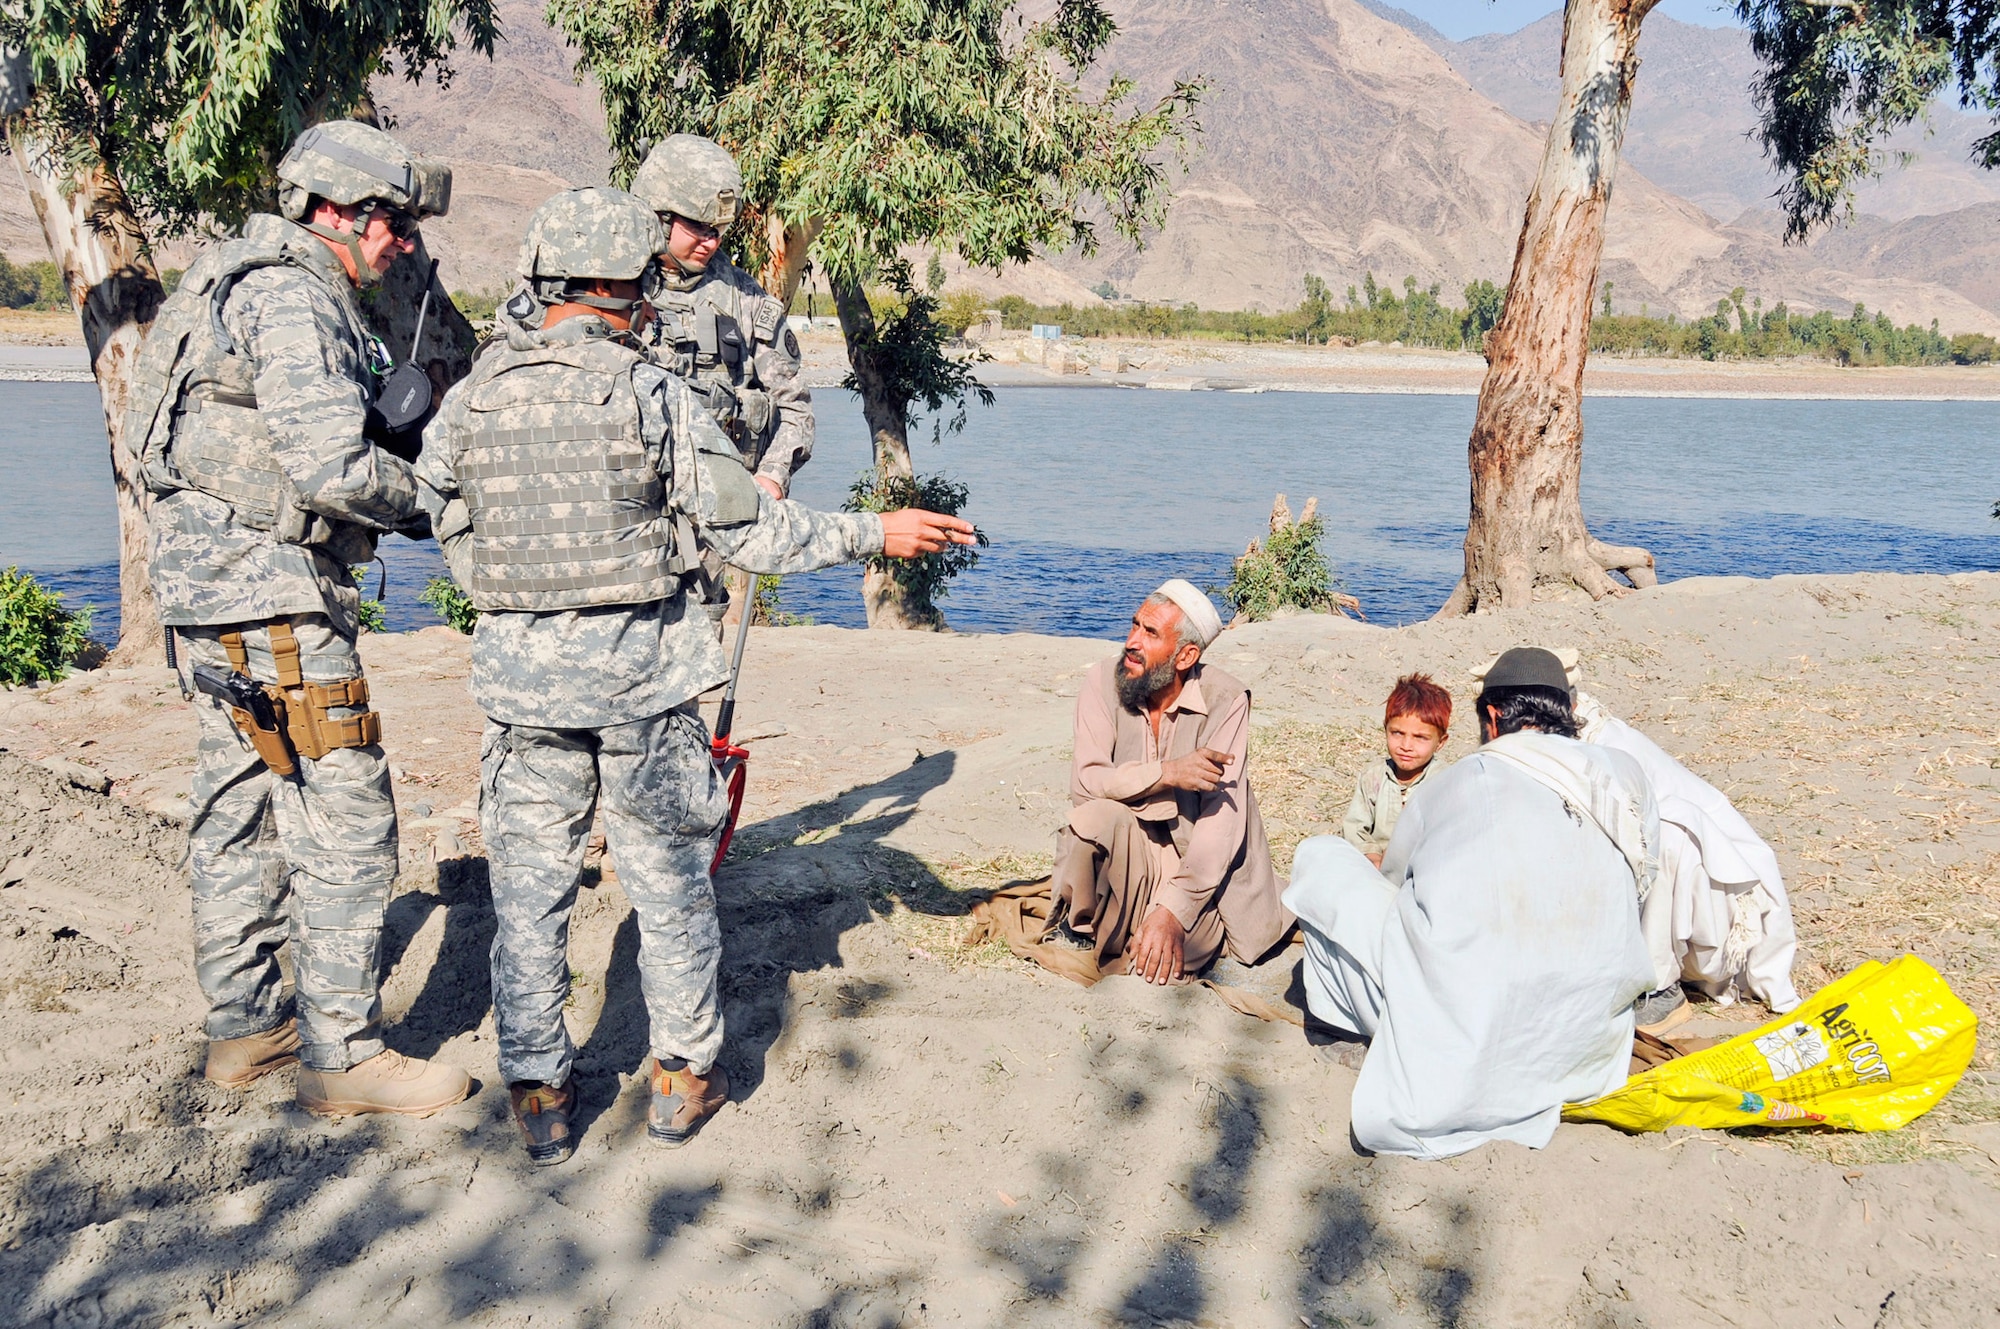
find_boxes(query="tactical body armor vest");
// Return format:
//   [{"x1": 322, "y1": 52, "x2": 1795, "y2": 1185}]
[
  {"x1": 126, "y1": 215, "x2": 375, "y2": 545},
  {"x1": 454, "y1": 336, "x2": 690, "y2": 611},
  {"x1": 650, "y1": 259, "x2": 784, "y2": 454}
]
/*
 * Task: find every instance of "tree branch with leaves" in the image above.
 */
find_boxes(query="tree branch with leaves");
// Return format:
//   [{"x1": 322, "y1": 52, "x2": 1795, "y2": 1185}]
[
  {"x1": 0, "y1": 0, "x2": 496, "y2": 655},
  {"x1": 549, "y1": 0, "x2": 1200, "y2": 627}
]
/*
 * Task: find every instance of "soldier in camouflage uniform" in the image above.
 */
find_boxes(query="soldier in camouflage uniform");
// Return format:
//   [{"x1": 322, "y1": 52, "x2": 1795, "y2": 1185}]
[
  {"x1": 414, "y1": 187, "x2": 973, "y2": 1165},
  {"x1": 631, "y1": 135, "x2": 813, "y2": 500},
  {"x1": 631, "y1": 136, "x2": 814, "y2": 626},
  {"x1": 127, "y1": 121, "x2": 471, "y2": 1117}
]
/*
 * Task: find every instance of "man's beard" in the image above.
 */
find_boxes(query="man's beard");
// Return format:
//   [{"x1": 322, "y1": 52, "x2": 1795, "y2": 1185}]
[{"x1": 1116, "y1": 655, "x2": 1178, "y2": 711}]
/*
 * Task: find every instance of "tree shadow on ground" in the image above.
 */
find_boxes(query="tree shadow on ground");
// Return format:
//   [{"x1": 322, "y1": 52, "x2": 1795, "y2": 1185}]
[{"x1": 378, "y1": 857, "x2": 497, "y2": 1059}]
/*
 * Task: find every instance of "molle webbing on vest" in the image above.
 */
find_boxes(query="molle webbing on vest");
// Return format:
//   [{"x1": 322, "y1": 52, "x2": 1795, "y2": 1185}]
[
  {"x1": 128, "y1": 216, "x2": 369, "y2": 544},
  {"x1": 454, "y1": 340, "x2": 682, "y2": 611}
]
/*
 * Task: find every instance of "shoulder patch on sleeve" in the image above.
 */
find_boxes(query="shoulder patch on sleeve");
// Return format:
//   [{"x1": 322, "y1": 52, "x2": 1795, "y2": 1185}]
[
  {"x1": 751, "y1": 299, "x2": 783, "y2": 342},
  {"x1": 782, "y1": 329, "x2": 800, "y2": 358}
]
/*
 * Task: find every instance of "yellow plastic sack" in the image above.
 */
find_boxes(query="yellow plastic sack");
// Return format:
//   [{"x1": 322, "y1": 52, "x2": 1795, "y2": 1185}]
[{"x1": 1565, "y1": 955, "x2": 1978, "y2": 1133}]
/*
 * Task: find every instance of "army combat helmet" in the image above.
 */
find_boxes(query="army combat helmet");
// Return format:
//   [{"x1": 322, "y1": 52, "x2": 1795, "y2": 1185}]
[
  {"x1": 518, "y1": 186, "x2": 668, "y2": 316},
  {"x1": 278, "y1": 122, "x2": 449, "y2": 285},
  {"x1": 630, "y1": 134, "x2": 742, "y2": 274}
]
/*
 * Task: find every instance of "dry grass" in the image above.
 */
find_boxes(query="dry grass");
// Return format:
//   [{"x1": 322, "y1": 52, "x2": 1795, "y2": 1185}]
[
  {"x1": 1249, "y1": 717, "x2": 1385, "y2": 873},
  {"x1": 878, "y1": 850, "x2": 1045, "y2": 971}
]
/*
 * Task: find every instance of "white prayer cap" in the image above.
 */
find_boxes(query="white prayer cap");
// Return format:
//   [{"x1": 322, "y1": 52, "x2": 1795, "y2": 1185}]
[{"x1": 1151, "y1": 579, "x2": 1223, "y2": 648}]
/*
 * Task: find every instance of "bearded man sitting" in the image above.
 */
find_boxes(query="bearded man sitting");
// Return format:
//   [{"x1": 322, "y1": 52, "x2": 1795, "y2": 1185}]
[{"x1": 1049, "y1": 580, "x2": 1294, "y2": 985}]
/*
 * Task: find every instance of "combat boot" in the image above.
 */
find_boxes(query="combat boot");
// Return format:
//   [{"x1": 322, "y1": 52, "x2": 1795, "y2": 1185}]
[
  {"x1": 297, "y1": 1049, "x2": 472, "y2": 1119},
  {"x1": 204, "y1": 1019, "x2": 301, "y2": 1088},
  {"x1": 510, "y1": 1078, "x2": 578, "y2": 1167},
  {"x1": 647, "y1": 1057, "x2": 729, "y2": 1147}
]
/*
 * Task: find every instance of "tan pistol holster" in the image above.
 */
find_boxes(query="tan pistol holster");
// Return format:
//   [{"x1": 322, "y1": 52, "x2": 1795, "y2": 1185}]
[{"x1": 219, "y1": 622, "x2": 382, "y2": 774}]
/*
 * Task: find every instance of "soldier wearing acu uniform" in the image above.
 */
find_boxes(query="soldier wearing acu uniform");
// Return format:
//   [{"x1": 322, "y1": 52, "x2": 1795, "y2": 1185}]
[
  {"x1": 414, "y1": 188, "x2": 974, "y2": 1165},
  {"x1": 126, "y1": 121, "x2": 471, "y2": 1117},
  {"x1": 630, "y1": 135, "x2": 813, "y2": 502}
]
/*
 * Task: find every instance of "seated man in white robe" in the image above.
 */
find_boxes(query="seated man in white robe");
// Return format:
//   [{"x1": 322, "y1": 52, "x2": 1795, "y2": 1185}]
[
  {"x1": 1469, "y1": 651, "x2": 1803, "y2": 1024},
  {"x1": 1285, "y1": 647, "x2": 1658, "y2": 1160}
]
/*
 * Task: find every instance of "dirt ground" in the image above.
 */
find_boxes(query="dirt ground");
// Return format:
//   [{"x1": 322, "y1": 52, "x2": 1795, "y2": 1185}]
[{"x1": 3, "y1": 570, "x2": 1998, "y2": 1327}]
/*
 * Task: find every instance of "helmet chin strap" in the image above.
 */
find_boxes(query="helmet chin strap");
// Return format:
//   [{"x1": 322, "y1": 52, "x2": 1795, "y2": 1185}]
[{"x1": 303, "y1": 201, "x2": 384, "y2": 288}]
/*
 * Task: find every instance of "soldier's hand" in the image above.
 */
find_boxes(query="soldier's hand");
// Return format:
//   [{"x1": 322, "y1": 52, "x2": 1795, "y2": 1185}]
[
  {"x1": 1158, "y1": 747, "x2": 1233, "y2": 793},
  {"x1": 880, "y1": 509, "x2": 977, "y2": 559}
]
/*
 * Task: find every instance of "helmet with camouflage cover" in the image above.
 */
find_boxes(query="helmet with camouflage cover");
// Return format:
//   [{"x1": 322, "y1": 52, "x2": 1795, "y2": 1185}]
[
  {"x1": 631, "y1": 135, "x2": 742, "y2": 269},
  {"x1": 517, "y1": 187, "x2": 667, "y2": 314},
  {"x1": 277, "y1": 121, "x2": 450, "y2": 286}
]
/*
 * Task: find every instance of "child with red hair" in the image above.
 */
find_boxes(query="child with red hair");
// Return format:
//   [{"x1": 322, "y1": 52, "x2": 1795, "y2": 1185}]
[{"x1": 1342, "y1": 673, "x2": 1453, "y2": 867}]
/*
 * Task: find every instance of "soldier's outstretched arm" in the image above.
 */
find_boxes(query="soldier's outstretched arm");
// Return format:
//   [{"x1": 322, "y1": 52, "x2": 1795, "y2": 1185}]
[
  {"x1": 651, "y1": 367, "x2": 975, "y2": 574},
  {"x1": 234, "y1": 268, "x2": 422, "y2": 531}
]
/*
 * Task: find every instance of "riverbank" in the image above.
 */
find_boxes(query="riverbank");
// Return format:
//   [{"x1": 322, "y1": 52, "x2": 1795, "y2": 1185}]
[
  {"x1": 791, "y1": 330, "x2": 2000, "y2": 401},
  {"x1": 11, "y1": 311, "x2": 2000, "y2": 399},
  {"x1": 2, "y1": 570, "x2": 1996, "y2": 1325}
]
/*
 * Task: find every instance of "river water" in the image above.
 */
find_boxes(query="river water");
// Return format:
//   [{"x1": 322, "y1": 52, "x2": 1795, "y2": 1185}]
[{"x1": 5, "y1": 381, "x2": 1997, "y2": 640}]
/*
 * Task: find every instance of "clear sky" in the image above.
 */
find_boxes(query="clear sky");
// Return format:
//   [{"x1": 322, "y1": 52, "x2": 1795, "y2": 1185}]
[{"x1": 1391, "y1": 0, "x2": 1740, "y2": 40}]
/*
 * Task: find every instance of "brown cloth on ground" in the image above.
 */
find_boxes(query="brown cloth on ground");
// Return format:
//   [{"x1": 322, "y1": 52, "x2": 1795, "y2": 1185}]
[
  {"x1": 1628, "y1": 1028, "x2": 1724, "y2": 1076},
  {"x1": 965, "y1": 878, "x2": 1303, "y2": 1027}
]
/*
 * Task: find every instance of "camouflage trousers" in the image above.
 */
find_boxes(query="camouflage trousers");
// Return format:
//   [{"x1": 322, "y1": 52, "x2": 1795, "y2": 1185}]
[
  {"x1": 480, "y1": 703, "x2": 729, "y2": 1087},
  {"x1": 180, "y1": 617, "x2": 397, "y2": 1071}
]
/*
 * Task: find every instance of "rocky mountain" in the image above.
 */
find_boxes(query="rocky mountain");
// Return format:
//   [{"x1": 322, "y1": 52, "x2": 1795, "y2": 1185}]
[
  {"x1": 1427, "y1": 9, "x2": 2000, "y2": 225},
  {"x1": 1019, "y1": 0, "x2": 1998, "y2": 329},
  {"x1": 4, "y1": 0, "x2": 1994, "y2": 332}
]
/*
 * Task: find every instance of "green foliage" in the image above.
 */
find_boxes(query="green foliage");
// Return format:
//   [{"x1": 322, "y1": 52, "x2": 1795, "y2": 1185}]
[
  {"x1": 1590, "y1": 299, "x2": 1957, "y2": 366},
  {"x1": 419, "y1": 576, "x2": 479, "y2": 634},
  {"x1": 844, "y1": 260, "x2": 996, "y2": 444},
  {"x1": 548, "y1": 0, "x2": 1201, "y2": 286},
  {"x1": 0, "y1": 0, "x2": 498, "y2": 236},
  {"x1": 450, "y1": 289, "x2": 505, "y2": 323},
  {"x1": 1221, "y1": 506, "x2": 1342, "y2": 623},
  {"x1": 1951, "y1": 333, "x2": 1998, "y2": 364},
  {"x1": 0, "y1": 567, "x2": 92, "y2": 685},
  {"x1": 937, "y1": 289, "x2": 991, "y2": 337},
  {"x1": 1736, "y1": 0, "x2": 1999, "y2": 238},
  {"x1": 844, "y1": 471, "x2": 989, "y2": 608},
  {"x1": 349, "y1": 566, "x2": 386, "y2": 634},
  {"x1": 752, "y1": 575, "x2": 812, "y2": 627},
  {"x1": 0, "y1": 253, "x2": 70, "y2": 310},
  {"x1": 995, "y1": 275, "x2": 1972, "y2": 366},
  {"x1": 158, "y1": 267, "x2": 184, "y2": 297},
  {"x1": 1092, "y1": 280, "x2": 1120, "y2": 300}
]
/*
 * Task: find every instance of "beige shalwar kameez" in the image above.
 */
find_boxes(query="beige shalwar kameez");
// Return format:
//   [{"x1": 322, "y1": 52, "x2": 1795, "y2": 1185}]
[{"x1": 1051, "y1": 658, "x2": 1293, "y2": 975}]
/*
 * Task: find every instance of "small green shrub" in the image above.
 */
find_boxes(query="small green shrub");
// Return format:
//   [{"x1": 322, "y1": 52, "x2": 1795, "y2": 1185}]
[
  {"x1": 349, "y1": 566, "x2": 387, "y2": 633},
  {"x1": 0, "y1": 567, "x2": 93, "y2": 685},
  {"x1": 420, "y1": 576, "x2": 480, "y2": 634},
  {"x1": 1220, "y1": 496, "x2": 1360, "y2": 622},
  {"x1": 844, "y1": 470, "x2": 988, "y2": 609},
  {"x1": 753, "y1": 574, "x2": 812, "y2": 626}
]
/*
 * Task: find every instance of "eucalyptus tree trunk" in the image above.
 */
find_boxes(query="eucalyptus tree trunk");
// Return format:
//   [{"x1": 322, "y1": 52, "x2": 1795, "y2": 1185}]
[
  {"x1": 758, "y1": 215, "x2": 821, "y2": 307},
  {"x1": 9, "y1": 129, "x2": 166, "y2": 663},
  {"x1": 1438, "y1": 0, "x2": 1658, "y2": 618},
  {"x1": 830, "y1": 275, "x2": 945, "y2": 631}
]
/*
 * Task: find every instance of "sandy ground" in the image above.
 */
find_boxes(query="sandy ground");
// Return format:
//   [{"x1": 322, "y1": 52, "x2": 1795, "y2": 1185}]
[{"x1": 3, "y1": 570, "x2": 1999, "y2": 1326}]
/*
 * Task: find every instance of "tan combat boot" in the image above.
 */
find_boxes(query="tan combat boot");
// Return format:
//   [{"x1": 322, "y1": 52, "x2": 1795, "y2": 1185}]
[
  {"x1": 204, "y1": 1020, "x2": 301, "y2": 1088},
  {"x1": 297, "y1": 1049, "x2": 472, "y2": 1119},
  {"x1": 510, "y1": 1078, "x2": 578, "y2": 1167},
  {"x1": 646, "y1": 1058, "x2": 729, "y2": 1147}
]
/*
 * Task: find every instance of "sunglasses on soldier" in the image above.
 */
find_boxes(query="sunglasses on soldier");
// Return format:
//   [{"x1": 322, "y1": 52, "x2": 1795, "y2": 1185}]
[{"x1": 379, "y1": 206, "x2": 421, "y2": 241}]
